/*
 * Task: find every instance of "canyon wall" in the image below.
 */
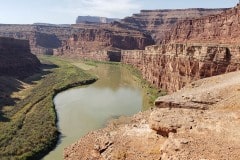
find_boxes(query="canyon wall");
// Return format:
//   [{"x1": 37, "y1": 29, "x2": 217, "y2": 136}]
[
  {"x1": 121, "y1": 8, "x2": 227, "y2": 43},
  {"x1": 54, "y1": 23, "x2": 154, "y2": 59},
  {"x1": 122, "y1": 43, "x2": 240, "y2": 92},
  {"x1": 0, "y1": 37, "x2": 40, "y2": 78},
  {"x1": 163, "y1": 4, "x2": 240, "y2": 44},
  {"x1": 0, "y1": 24, "x2": 76, "y2": 55},
  {"x1": 122, "y1": 5, "x2": 240, "y2": 93}
]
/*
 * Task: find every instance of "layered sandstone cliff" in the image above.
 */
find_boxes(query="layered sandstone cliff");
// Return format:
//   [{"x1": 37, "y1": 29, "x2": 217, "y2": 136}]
[
  {"x1": 54, "y1": 23, "x2": 154, "y2": 60},
  {"x1": 0, "y1": 37, "x2": 40, "y2": 78},
  {"x1": 122, "y1": 43, "x2": 239, "y2": 92},
  {"x1": 0, "y1": 24, "x2": 76, "y2": 55},
  {"x1": 121, "y1": 8, "x2": 227, "y2": 43},
  {"x1": 163, "y1": 4, "x2": 240, "y2": 44}
]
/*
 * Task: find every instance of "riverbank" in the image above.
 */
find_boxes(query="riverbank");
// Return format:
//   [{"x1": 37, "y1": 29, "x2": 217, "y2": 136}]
[
  {"x1": 0, "y1": 55, "x2": 97, "y2": 160},
  {"x1": 65, "y1": 58, "x2": 166, "y2": 110},
  {"x1": 64, "y1": 70, "x2": 240, "y2": 160}
]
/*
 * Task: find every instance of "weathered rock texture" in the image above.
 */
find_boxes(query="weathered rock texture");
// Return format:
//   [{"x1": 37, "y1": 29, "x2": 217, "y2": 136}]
[
  {"x1": 64, "y1": 71, "x2": 240, "y2": 160},
  {"x1": 0, "y1": 37, "x2": 40, "y2": 78},
  {"x1": 163, "y1": 4, "x2": 240, "y2": 44},
  {"x1": 0, "y1": 24, "x2": 76, "y2": 55},
  {"x1": 53, "y1": 23, "x2": 154, "y2": 60},
  {"x1": 121, "y1": 8, "x2": 227, "y2": 43},
  {"x1": 122, "y1": 43, "x2": 240, "y2": 92}
]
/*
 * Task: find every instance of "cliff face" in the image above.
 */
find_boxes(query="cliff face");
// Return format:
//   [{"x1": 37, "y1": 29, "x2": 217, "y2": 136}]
[
  {"x1": 0, "y1": 24, "x2": 75, "y2": 55},
  {"x1": 122, "y1": 43, "x2": 240, "y2": 92},
  {"x1": 121, "y1": 8, "x2": 227, "y2": 43},
  {"x1": 54, "y1": 23, "x2": 154, "y2": 59},
  {"x1": 163, "y1": 4, "x2": 240, "y2": 44},
  {"x1": 0, "y1": 37, "x2": 40, "y2": 78}
]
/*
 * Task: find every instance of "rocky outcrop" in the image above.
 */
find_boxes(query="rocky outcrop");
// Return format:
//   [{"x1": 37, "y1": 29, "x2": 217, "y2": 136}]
[
  {"x1": 76, "y1": 16, "x2": 119, "y2": 24},
  {"x1": 121, "y1": 8, "x2": 227, "y2": 43},
  {"x1": 64, "y1": 71, "x2": 240, "y2": 160},
  {"x1": 54, "y1": 23, "x2": 154, "y2": 59},
  {"x1": 122, "y1": 43, "x2": 240, "y2": 92},
  {"x1": 0, "y1": 37, "x2": 40, "y2": 78},
  {"x1": 163, "y1": 4, "x2": 240, "y2": 44},
  {"x1": 0, "y1": 24, "x2": 76, "y2": 55}
]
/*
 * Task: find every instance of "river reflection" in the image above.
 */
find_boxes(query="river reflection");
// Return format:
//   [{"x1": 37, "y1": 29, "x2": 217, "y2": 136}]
[{"x1": 43, "y1": 64, "x2": 145, "y2": 160}]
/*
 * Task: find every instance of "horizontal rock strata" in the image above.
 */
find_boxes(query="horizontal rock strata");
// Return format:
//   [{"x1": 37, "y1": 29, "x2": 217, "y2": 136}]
[
  {"x1": 121, "y1": 8, "x2": 227, "y2": 43},
  {"x1": 53, "y1": 23, "x2": 154, "y2": 59},
  {"x1": 163, "y1": 4, "x2": 240, "y2": 44},
  {"x1": 122, "y1": 43, "x2": 240, "y2": 92}
]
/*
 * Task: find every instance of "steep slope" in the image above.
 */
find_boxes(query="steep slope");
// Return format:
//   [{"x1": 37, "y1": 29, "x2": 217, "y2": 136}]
[
  {"x1": 121, "y1": 4, "x2": 240, "y2": 93},
  {"x1": 54, "y1": 23, "x2": 154, "y2": 61},
  {"x1": 121, "y1": 8, "x2": 227, "y2": 43},
  {"x1": 0, "y1": 24, "x2": 76, "y2": 55},
  {"x1": 0, "y1": 37, "x2": 40, "y2": 78},
  {"x1": 64, "y1": 70, "x2": 240, "y2": 160},
  {"x1": 122, "y1": 43, "x2": 239, "y2": 92},
  {"x1": 163, "y1": 4, "x2": 240, "y2": 44}
]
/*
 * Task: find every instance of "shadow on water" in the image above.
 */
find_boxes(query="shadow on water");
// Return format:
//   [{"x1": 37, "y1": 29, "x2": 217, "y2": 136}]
[{"x1": 0, "y1": 63, "x2": 58, "y2": 122}]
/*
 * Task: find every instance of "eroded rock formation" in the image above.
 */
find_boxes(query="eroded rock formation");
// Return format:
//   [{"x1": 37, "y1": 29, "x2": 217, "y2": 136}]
[
  {"x1": 53, "y1": 23, "x2": 154, "y2": 60},
  {"x1": 122, "y1": 43, "x2": 240, "y2": 92},
  {"x1": 0, "y1": 24, "x2": 75, "y2": 55},
  {"x1": 163, "y1": 4, "x2": 240, "y2": 44},
  {"x1": 0, "y1": 37, "x2": 40, "y2": 78},
  {"x1": 121, "y1": 8, "x2": 227, "y2": 43}
]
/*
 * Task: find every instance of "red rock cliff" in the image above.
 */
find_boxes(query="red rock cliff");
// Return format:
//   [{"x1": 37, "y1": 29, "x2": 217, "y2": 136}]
[
  {"x1": 0, "y1": 37, "x2": 40, "y2": 78},
  {"x1": 163, "y1": 4, "x2": 240, "y2": 44},
  {"x1": 122, "y1": 5, "x2": 240, "y2": 93},
  {"x1": 122, "y1": 43, "x2": 240, "y2": 92},
  {"x1": 121, "y1": 8, "x2": 227, "y2": 43},
  {"x1": 54, "y1": 23, "x2": 154, "y2": 60}
]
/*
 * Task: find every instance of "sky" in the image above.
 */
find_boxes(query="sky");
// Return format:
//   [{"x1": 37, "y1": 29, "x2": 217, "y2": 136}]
[{"x1": 0, "y1": 0, "x2": 238, "y2": 24}]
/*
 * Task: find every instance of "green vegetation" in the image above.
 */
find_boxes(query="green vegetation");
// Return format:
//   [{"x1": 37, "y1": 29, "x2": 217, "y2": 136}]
[
  {"x1": 0, "y1": 55, "x2": 164, "y2": 159},
  {"x1": 124, "y1": 64, "x2": 167, "y2": 110},
  {"x1": 0, "y1": 55, "x2": 97, "y2": 160}
]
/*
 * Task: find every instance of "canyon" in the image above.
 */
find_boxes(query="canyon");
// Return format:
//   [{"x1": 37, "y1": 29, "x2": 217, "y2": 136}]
[
  {"x1": 53, "y1": 22, "x2": 154, "y2": 60},
  {"x1": 65, "y1": 70, "x2": 240, "y2": 160},
  {"x1": 63, "y1": 3, "x2": 240, "y2": 160},
  {"x1": 0, "y1": 2, "x2": 240, "y2": 160},
  {"x1": 0, "y1": 37, "x2": 40, "y2": 78}
]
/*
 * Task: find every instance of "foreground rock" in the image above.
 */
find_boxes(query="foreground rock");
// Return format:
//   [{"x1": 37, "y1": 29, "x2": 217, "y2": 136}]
[
  {"x1": 64, "y1": 71, "x2": 240, "y2": 160},
  {"x1": 0, "y1": 37, "x2": 40, "y2": 78}
]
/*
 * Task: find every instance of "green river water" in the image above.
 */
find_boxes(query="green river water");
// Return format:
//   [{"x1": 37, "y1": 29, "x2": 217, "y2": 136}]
[{"x1": 44, "y1": 63, "x2": 149, "y2": 160}]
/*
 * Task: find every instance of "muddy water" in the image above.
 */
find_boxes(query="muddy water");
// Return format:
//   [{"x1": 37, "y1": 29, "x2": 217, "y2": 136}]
[{"x1": 43, "y1": 63, "x2": 147, "y2": 160}]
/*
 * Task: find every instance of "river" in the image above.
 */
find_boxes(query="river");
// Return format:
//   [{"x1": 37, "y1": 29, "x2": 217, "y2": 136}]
[{"x1": 43, "y1": 63, "x2": 148, "y2": 160}]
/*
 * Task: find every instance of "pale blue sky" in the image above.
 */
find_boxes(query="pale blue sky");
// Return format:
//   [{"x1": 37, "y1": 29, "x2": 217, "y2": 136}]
[{"x1": 0, "y1": 0, "x2": 238, "y2": 24}]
